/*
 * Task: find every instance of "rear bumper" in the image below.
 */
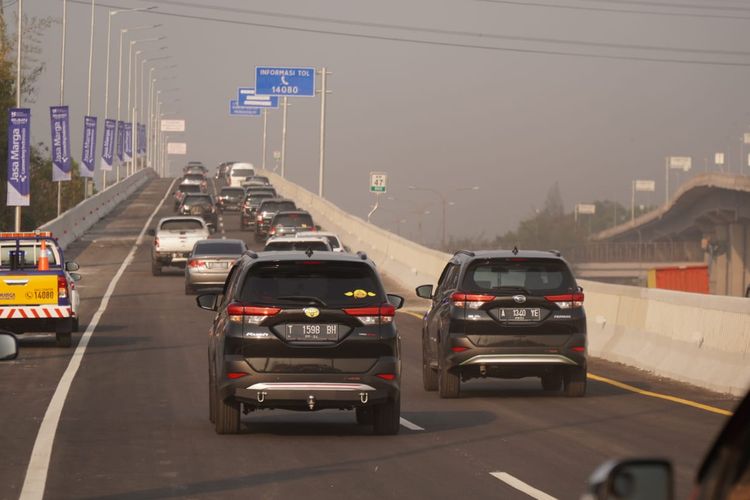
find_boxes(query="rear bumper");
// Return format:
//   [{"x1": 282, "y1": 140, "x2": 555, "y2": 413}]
[
  {"x1": 153, "y1": 252, "x2": 190, "y2": 265},
  {"x1": 186, "y1": 271, "x2": 230, "y2": 287},
  {"x1": 1, "y1": 315, "x2": 73, "y2": 334}
]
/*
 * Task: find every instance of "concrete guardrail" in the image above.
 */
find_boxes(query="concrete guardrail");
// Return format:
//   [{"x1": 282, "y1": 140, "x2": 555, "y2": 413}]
[
  {"x1": 39, "y1": 168, "x2": 156, "y2": 249},
  {"x1": 264, "y1": 170, "x2": 750, "y2": 396}
]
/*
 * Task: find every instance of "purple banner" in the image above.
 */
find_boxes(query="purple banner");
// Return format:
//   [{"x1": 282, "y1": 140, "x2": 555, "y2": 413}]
[
  {"x1": 50, "y1": 105, "x2": 71, "y2": 181},
  {"x1": 101, "y1": 119, "x2": 115, "y2": 171},
  {"x1": 138, "y1": 123, "x2": 146, "y2": 154},
  {"x1": 116, "y1": 120, "x2": 124, "y2": 162},
  {"x1": 124, "y1": 122, "x2": 133, "y2": 161},
  {"x1": 80, "y1": 115, "x2": 97, "y2": 178},
  {"x1": 6, "y1": 108, "x2": 31, "y2": 207}
]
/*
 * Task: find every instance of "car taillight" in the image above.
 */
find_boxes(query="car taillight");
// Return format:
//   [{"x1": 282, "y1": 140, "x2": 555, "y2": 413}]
[
  {"x1": 226, "y1": 372, "x2": 249, "y2": 379},
  {"x1": 376, "y1": 373, "x2": 396, "y2": 381},
  {"x1": 227, "y1": 303, "x2": 281, "y2": 325},
  {"x1": 188, "y1": 259, "x2": 206, "y2": 268},
  {"x1": 256, "y1": 215, "x2": 263, "y2": 222},
  {"x1": 344, "y1": 303, "x2": 396, "y2": 325},
  {"x1": 154, "y1": 237, "x2": 160, "y2": 249},
  {"x1": 58, "y1": 275, "x2": 68, "y2": 299},
  {"x1": 545, "y1": 293, "x2": 584, "y2": 309},
  {"x1": 451, "y1": 292, "x2": 495, "y2": 309}
]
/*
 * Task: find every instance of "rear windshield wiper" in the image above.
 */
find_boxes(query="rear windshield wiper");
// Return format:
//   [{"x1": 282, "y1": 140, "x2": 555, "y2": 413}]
[{"x1": 276, "y1": 295, "x2": 328, "y2": 307}]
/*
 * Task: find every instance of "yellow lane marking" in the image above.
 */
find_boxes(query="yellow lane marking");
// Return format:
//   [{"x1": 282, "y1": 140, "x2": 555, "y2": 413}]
[
  {"x1": 588, "y1": 373, "x2": 732, "y2": 416},
  {"x1": 397, "y1": 310, "x2": 732, "y2": 417}
]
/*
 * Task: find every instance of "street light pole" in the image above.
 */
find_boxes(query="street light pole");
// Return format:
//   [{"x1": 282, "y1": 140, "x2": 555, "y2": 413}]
[
  {"x1": 408, "y1": 186, "x2": 479, "y2": 249},
  {"x1": 83, "y1": 0, "x2": 95, "y2": 198},
  {"x1": 317, "y1": 67, "x2": 330, "y2": 198},
  {"x1": 56, "y1": 0, "x2": 68, "y2": 217},
  {"x1": 14, "y1": 0, "x2": 23, "y2": 231},
  {"x1": 281, "y1": 96, "x2": 288, "y2": 177},
  {"x1": 262, "y1": 109, "x2": 267, "y2": 171}
]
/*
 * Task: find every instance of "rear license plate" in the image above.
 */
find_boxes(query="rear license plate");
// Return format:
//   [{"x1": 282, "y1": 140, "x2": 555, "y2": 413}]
[
  {"x1": 284, "y1": 324, "x2": 339, "y2": 341},
  {"x1": 495, "y1": 308, "x2": 541, "y2": 322},
  {"x1": 207, "y1": 262, "x2": 228, "y2": 269}
]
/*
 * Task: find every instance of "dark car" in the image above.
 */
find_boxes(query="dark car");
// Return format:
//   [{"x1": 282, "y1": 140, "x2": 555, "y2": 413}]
[
  {"x1": 584, "y1": 388, "x2": 750, "y2": 500},
  {"x1": 244, "y1": 186, "x2": 277, "y2": 198},
  {"x1": 178, "y1": 194, "x2": 218, "y2": 230},
  {"x1": 215, "y1": 161, "x2": 236, "y2": 183},
  {"x1": 242, "y1": 175, "x2": 271, "y2": 187},
  {"x1": 173, "y1": 183, "x2": 202, "y2": 210},
  {"x1": 416, "y1": 249, "x2": 587, "y2": 398},
  {"x1": 254, "y1": 198, "x2": 297, "y2": 241},
  {"x1": 196, "y1": 251, "x2": 405, "y2": 435},
  {"x1": 181, "y1": 173, "x2": 208, "y2": 192},
  {"x1": 267, "y1": 211, "x2": 315, "y2": 239},
  {"x1": 216, "y1": 187, "x2": 246, "y2": 213},
  {"x1": 240, "y1": 192, "x2": 276, "y2": 231}
]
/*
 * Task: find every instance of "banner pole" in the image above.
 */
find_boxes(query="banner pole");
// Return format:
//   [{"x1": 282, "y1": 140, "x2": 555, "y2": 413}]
[{"x1": 15, "y1": 0, "x2": 23, "y2": 231}]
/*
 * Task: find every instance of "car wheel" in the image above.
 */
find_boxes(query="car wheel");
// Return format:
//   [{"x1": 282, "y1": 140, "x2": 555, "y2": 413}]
[
  {"x1": 541, "y1": 372, "x2": 563, "y2": 392},
  {"x1": 72, "y1": 317, "x2": 80, "y2": 333},
  {"x1": 208, "y1": 367, "x2": 216, "y2": 424},
  {"x1": 563, "y1": 366, "x2": 587, "y2": 397},
  {"x1": 355, "y1": 406, "x2": 374, "y2": 425},
  {"x1": 151, "y1": 261, "x2": 162, "y2": 276},
  {"x1": 372, "y1": 396, "x2": 400, "y2": 435},
  {"x1": 55, "y1": 331, "x2": 72, "y2": 348},
  {"x1": 214, "y1": 393, "x2": 240, "y2": 434},
  {"x1": 422, "y1": 345, "x2": 438, "y2": 392},
  {"x1": 438, "y1": 355, "x2": 460, "y2": 399}
]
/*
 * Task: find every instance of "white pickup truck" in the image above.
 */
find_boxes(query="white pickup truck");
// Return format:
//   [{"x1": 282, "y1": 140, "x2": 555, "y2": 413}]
[{"x1": 149, "y1": 217, "x2": 210, "y2": 276}]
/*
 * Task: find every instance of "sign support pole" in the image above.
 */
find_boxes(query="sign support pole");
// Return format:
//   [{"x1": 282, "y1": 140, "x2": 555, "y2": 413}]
[
  {"x1": 281, "y1": 96, "x2": 288, "y2": 178},
  {"x1": 15, "y1": 0, "x2": 23, "y2": 231},
  {"x1": 262, "y1": 109, "x2": 267, "y2": 171},
  {"x1": 318, "y1": 67, "x2": 329, "y2": 198}
]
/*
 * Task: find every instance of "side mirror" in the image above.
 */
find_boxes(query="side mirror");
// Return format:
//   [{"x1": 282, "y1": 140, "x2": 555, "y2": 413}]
[
  {"x1": 415, "y1": 285, "x2": 434, "y2": 300},
  {"x1": 387, "y1": 294, "x2": 405, "y2": 310},
  {"x1": 0, "y1": 331, "x2": 18, "y2": 361},
  {"x1": 196, "y1": 293, "x2": 219, "y2": 311},
  {"x1": 315, "y1": 225, "x2": 322, "y2": 231},
  {"x1": 65, "y1": 261, "x2": 80, "y2": 272},
  {"x1": 578, "y1": 285, "x2": 584, "y2": 293},
  {"x1": 69, "y1": 272, "x2": 82, "y2": 282},
  {"x1": 585, "y1": 459, "x2": 673, "y2": 500},
  {"x1": 147, "y1": 229, "x2": 156, "y2": 237}
]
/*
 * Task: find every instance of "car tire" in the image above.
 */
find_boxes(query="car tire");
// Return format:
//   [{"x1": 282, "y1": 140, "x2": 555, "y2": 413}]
[
  {"x1": 55, "y1": 331, "x2": 72, "y2": 348},
  {"x1": 422, "y1": 346, "x2": 438, "y2": 392},
  {"x1": 208, "y1": 367, "x2": 216, "y2": 424},
  {"x1": 541, "y1": 372, "x2": 563, "y2": 392},
  {"x1": 438, "y1": 356, "x2": 460, "y2": 399},
  {"x1": 72, "y1": 317, "x2": 80, "y2": 333},
  {"x1": 563, "y1": 366, "x2": 587, "y2": 397},
  {"x1": 372, "y1": 396, "x2": 400, "y2": 435},
  {"x1": 151, "y1": 261, "x2": 162, "y2": 276},
  {"x1": 214, "y1": 393, "x2": 240, "y2": 434},
  {"x1": 355, "y1": 406, "x2": 374, "y2": 426}
]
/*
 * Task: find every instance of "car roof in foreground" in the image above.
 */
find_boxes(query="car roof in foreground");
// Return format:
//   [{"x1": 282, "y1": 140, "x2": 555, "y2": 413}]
[
  {"x1": 453, "y1": 249, "x2": 567, "y2": 261},
  {"x1": 158, "y1": 216, "x2": 206, "y2": 224},
  {"x1": 196, "y1": 238, "x2": 244, "y2": 246},
  {"x1": 249, "y1": 250, "x2": 372, "y2": 265}
]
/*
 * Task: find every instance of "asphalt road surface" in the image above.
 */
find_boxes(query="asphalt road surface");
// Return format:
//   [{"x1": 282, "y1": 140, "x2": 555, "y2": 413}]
[{"x1": 0, "y1": 177, "x2": 740, "y2": 500}]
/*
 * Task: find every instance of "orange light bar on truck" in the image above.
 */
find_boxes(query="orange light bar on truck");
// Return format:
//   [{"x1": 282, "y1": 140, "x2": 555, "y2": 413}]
[{"x1": 0, "y1": 232, "x2": 53, "y2": 238}]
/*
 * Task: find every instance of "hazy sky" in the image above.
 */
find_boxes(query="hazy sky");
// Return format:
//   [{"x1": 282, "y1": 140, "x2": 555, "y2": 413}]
[{"x1": 12, "y1": 0, "x2": 750, "y2": 244}]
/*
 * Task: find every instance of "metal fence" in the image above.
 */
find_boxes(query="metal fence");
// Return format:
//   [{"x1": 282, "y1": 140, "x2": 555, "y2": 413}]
[{"x1": 562, "y1": 241, "x2": 704, "y2": 263}]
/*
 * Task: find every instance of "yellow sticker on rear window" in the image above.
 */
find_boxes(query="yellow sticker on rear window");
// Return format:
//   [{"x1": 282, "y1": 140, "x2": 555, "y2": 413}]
[{"x1": 344, "y1": 289, "x2": 376, "y2": 299}]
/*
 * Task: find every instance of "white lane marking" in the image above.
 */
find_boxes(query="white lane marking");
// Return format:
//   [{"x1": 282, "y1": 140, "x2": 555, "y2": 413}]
[
  {"x1": 19, "y1": 179, "x2": 177, "y2": 500},
  {"x1": 490, "y1": 472, "x2": 557, "y2": 500},
  {"x1": 399, "y1": 417, "x2": 424, "y2": 431}
]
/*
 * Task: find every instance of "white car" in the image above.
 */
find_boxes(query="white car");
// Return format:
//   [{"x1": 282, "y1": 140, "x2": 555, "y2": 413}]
[
  {"x1": 296, "y1": 231, "x2": 347, "y2": 252},
  {"x1": 264, "y1": 236, "x2": 332, "y2": 252},
  {"x1": 227, "y1": 162, "x2": 255, "y2": 188}
]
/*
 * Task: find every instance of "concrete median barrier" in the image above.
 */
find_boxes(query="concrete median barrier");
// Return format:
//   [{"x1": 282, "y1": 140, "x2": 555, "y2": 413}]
[
  {"x1": 39, "y1": 169, "x2": 156, "y2": 249},
  {"x1": 263, "y1": 171, "x2": 750, "y2": 396}
]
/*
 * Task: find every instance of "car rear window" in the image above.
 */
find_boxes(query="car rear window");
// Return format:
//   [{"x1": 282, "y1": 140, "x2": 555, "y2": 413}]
[
  {"x1": 178, "y1": 185, "x2": 201, "y2": 193},
  {"x1": 184, "y1": 174, "x2": 204, "y2": 181},
  {"x1": 0, "y1": 241, "x2": 60, "y2": 267},
  {"x1": 194, "y1": 242, "x2": 245, "y2": 255},
  {"x1": 247, "y1": 188, "x2": 276, "y2": 196},
  {"x1": 231, "y1": 168, "x2": 254, "y2": 177},
  {"x1": 265, "y1": 241, "x2": 330, "y2": 251},
  {"x1": 239, "y1": 261, "x2": 383, "y2": 307},
  {"x1": 273, "y1": 213, "x2": 313, "y2": 227},
  {"x1": 260, "y1": 201, "x2": 296, "y2": 212},
  {"x1": 183, "y1": 195, "x2": 212, "y2": 205},
  {"x1": 221, "y1": 188, "x2": 245, "y2": 196},
  {"x1": 248, "y1": 194, "x2": 274, "y2": 205},
  {"x1": 462, "y1": 258, "x2": 576, "y2": 294},
  {"x1": 324, "y1": 236, "x2": 341, "y2": 249},
  {"x1": 160, "y1": 219, "x2": 204, "y2": 231}
]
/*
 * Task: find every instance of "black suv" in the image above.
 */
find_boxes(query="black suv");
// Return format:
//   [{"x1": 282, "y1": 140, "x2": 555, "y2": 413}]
[
  {"x1": 178, "y1": 194, "x2": 218, "y2": 231},
  {"x1": 267, "y1": 210, "x2": 315, "y2": 239},
  {"x1": 416, "y1": 249, "x2": 586, "y2": 398},
  {"x1": 254, "y1": 198, "x2": 297, "y2": 241},
  {"x1": 196, "y1": 251, "x2": 405, "y2": 435}
]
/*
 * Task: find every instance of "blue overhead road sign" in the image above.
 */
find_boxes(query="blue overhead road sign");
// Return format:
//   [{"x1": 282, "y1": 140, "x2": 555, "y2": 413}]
[
  {"x1": 255, "y1": 67, "x2": 315, "y2": 97},
  {"x1": 238, "y1": 88, "x2": 279, "y2": 108},
  {"x1": 230, "y1": 100, "x2": 261, "y2": 116}
]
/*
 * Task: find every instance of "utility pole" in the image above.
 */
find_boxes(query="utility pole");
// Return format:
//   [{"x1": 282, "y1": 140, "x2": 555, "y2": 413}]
[
  {"x1": 14, "y1": 0, "x2": 23, "y2": 231},
  {"x1": 317, "y1": 67, "x2": 331, "y2": 198},
  {"x1": 281, "y1": 96, "x2": 288, "y2": 177},
  {"x1": 57, "y1": 0, "x2": 68, "y2": 217}
]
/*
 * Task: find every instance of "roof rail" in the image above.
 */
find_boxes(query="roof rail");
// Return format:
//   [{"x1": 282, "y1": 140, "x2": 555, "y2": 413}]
[
  {"x1": 548, "y1": 249, "x2": 562, "y2": 257},
  {"x1": 356, "y1": 251, "x2": 368, "y2": 260},
  {"x1": 454, "y1": 249, "x2": 475, "y2": 258},
  {"x1": 245, "y1": 250, "x2": 258, "y2": 259}
]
